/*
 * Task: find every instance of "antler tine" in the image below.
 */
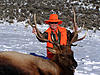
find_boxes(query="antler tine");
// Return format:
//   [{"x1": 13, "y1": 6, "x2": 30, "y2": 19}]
[
  {"x1": 73, "y1": 7, "x2": 77, "y2": 32},
  {"x1": 70, "y1": 7, "x2": 87, "y2": 44},
  {"x1": 28, "y1": 14, "x2": 42, "y2": 39},
  {"x1": 28, "y1": 14, "x2": 43, "y2": 40},
  {"x1": 75, "y1": 31, "x2": 87, "y2": 42},
  {"x1": 70, "y1": 7, "x2": 79, "y2": 44},
  {"x1": 33, "y1": 14, "x2": 43, "y2": 38}
]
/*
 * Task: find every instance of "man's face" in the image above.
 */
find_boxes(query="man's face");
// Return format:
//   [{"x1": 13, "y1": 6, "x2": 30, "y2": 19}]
[{"x1": 49, "y1": 22, "x2": 58, "y2": 30}]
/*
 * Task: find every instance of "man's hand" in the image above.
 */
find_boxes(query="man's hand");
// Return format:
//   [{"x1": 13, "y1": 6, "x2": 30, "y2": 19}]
[{"x1": 32, "y1": 28, "x2": 37, "y2": 35}]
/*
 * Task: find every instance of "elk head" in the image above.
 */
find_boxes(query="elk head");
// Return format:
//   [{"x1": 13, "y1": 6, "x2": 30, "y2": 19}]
[{"x1": 46, "y1": 44, "x2": 78, "y2": 71}]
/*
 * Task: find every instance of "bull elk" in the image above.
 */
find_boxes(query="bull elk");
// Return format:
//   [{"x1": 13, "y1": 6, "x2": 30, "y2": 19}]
[{"x1": 0, "y1": 7, "x2": 86, "y2": 75}]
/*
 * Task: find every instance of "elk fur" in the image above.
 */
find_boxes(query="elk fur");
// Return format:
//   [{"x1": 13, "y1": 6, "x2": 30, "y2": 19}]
[{"x1": 0, "y1": 51, "x2": 76, "y2": 75}]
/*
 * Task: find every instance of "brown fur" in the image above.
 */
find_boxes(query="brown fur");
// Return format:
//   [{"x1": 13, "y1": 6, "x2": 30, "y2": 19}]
[
  {"x1": 0, "y1": 50, "x2": 77, "y2": 75},
  {"x1": 0, "y1": 51, "x2": 60, "y2": 75}
]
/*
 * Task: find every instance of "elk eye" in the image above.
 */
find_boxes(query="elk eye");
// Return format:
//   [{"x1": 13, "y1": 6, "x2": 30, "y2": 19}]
[{"x1": 61, "y1": 55, "x2": 65, "y2": 59}]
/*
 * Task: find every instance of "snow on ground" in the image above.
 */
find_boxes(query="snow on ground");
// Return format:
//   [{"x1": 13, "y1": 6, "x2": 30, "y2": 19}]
[{"x1": 0, "y1": 21, "x2": 100, "y2": 75}]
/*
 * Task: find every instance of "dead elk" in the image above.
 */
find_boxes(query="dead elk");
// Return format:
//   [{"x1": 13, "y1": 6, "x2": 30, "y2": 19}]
[{"x1": 0, "y1": 50, "x2": 77, "y2": 75}]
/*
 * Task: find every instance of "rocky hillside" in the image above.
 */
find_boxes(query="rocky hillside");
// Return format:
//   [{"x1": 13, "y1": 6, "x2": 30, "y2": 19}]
[{"x1": 0, "y1": 0, "x2": 100, "y2": 30}]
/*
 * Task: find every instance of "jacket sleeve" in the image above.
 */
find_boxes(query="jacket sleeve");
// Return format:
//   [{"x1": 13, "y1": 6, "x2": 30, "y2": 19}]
[
  {"x1": 36, "y1": 31, "x2": 48, "y2": 42},
  {"x1": 67, "y1": 30, "x2": 78, "y2": 43}
]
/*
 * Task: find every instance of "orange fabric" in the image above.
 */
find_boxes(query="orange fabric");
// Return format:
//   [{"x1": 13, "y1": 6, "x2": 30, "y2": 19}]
[
  {"x1": 44, "y1": 14, "x2": 63, "y2": 24},
  {"x1": 45, "y1": 26, "x2": 67, "y2": 59}
]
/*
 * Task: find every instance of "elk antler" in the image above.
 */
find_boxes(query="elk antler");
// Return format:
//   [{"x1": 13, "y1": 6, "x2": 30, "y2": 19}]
[
  {"x1": 28, "y1": 14, "x2": 49, "y2": 42},
  {"x1": 34, "y1": 14, "x2": 54, "y2": 43},
  {"x1": 70, "y1": 7, "x2": 87, "y2": 44}
]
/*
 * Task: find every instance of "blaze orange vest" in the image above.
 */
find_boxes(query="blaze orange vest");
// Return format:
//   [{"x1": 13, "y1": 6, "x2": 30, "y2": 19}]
[{"x1": 45, "y1": 26, "x2": 67, "y2": 58}]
